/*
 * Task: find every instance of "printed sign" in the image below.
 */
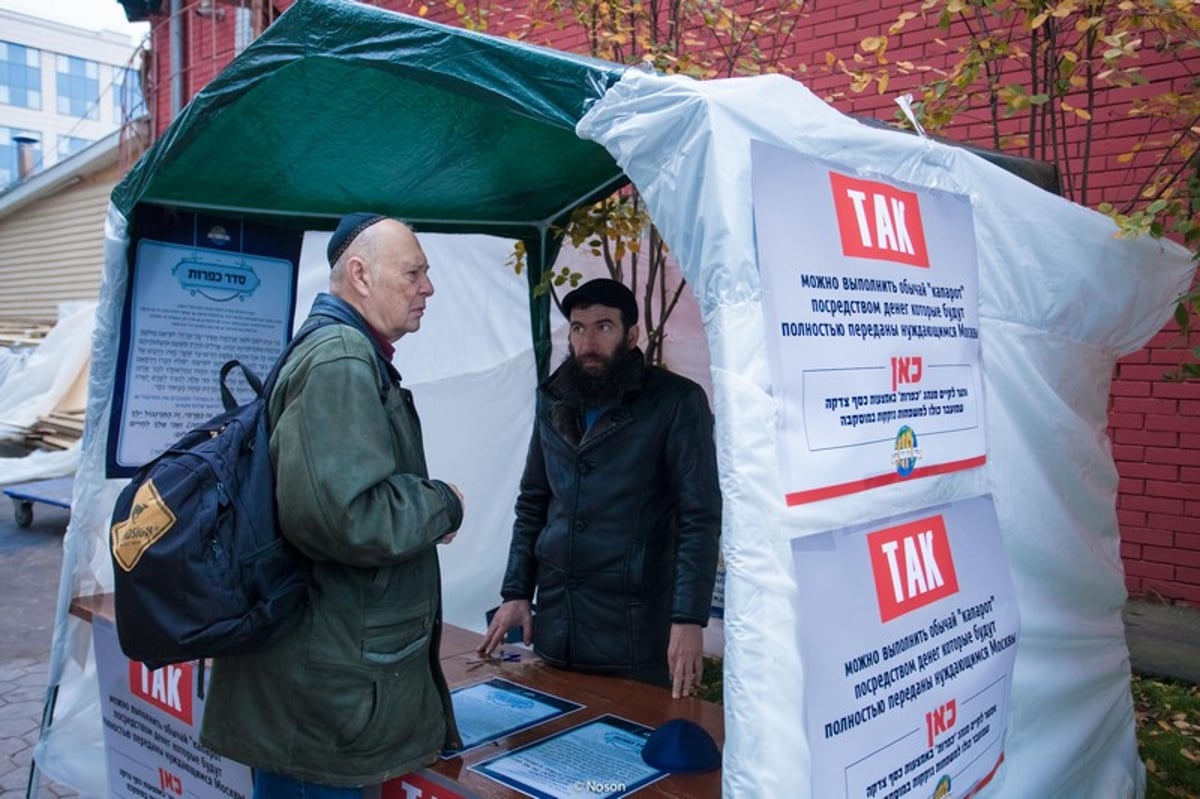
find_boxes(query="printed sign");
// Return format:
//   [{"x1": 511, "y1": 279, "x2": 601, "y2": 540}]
[
  {"x1": 791, "y1": 496, "x2": 1019, "y2": 799},
  {"x1": 751, "y1": 141, "x2": 986, "y2": 504},
  {"x1": 446, "y1": 677, "x2": 581, "y2": 754},
  {"x1": 470, "y1": 715, "x2": 667, "y2": 799},
  {"x1": 94, "y1": 619, "x2": 253, "y2": 799},
  {"x1": 107, "y1": 210, "x2": 300, "y2": 477}
]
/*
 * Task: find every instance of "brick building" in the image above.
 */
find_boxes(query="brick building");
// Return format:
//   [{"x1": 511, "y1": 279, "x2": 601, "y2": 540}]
[{"x1": 122, "y1": 0, "x2": 1200, "y2": 605}]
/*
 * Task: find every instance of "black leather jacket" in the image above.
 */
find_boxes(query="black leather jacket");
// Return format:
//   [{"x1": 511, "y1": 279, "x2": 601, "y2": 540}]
[{"x1": 501, "y1": 349, "x2": 721, "y2": 673}]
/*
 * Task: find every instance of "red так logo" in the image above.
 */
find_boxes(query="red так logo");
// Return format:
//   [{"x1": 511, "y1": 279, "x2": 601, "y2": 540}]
[
  {"x1": 830, "y1": 172, "x2": 930, "y2": 268},
  {"x1": 868, "y1": 515, "x2": 959, "y2": 622},
  {"x1": 129, "y1": 661, "x2": 193, "y2": 725}
]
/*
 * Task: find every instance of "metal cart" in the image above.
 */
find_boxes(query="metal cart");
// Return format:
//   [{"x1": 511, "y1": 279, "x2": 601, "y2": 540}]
[{"x1": 3, "y1": 476, "x2": 74, "y2": 527}]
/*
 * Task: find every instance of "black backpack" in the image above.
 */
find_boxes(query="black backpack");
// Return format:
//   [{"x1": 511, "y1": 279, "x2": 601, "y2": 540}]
[{"x1": 109, "y1": 318, "x2": 337, "y2": 670}]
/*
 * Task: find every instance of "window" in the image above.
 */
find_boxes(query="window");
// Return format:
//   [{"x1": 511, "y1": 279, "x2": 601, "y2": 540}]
[
  {"x1": 0, "y1": 41, "x2": 41, "y2": 109},
  {"x1": 113, "y1": 66, "x2": 146, "y2": 120},
  {"x1": 0, "y1": 128, "x2": 42, "y2": 187},
  {"x1": 57, "y1": 135, "x2": 91, "y2": 159},
  {"x1": 55, "y1": 54, "x2": 99, "y2": 119}
]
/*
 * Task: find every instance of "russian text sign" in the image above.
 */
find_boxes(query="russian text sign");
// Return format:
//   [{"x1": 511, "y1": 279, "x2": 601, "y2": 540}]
[
  {"x1": 791, "y1": 496, "x2": 1019, "y2": 799},
  {"x1": 94, "y1": 619, "x2": 253, "y2": 799},
  {"x1": 751, "y1": 142, "x2": 985, "y2": 504}
]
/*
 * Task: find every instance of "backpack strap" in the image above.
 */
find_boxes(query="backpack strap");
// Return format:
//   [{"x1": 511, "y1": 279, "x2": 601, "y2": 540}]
[
  {"x1": 303, "y1": 313, "x2": 396, "y2": 404},
  {"x1": 218, "y1": 316, "x2": 392, "y2": 415},
  {"x1": 218, "y1": 361, "x2": 264, "y2": 411},
  {"x1": 260, "y1": 316, "x2": 341, "y2": 403}
]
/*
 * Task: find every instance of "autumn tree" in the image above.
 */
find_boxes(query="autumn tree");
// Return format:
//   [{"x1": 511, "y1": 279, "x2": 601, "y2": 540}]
[
  {"x1": 441, "y1": 0, "x2": 813, "y2": 365},
  {"x1": 835, "y1": 0, "x2": 1200, "y2": 377}
]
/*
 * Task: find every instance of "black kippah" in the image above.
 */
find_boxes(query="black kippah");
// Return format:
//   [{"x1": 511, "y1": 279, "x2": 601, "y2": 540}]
[{"x1": 327, "y1": 212, "x2": 387, "y2": 267}]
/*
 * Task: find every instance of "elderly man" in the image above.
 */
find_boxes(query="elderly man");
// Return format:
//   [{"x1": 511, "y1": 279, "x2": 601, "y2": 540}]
[
  {"x1": 201, "y1": 214, "x2": 464, "y2": 798},
  {"x1": 480, "y1": 278, "x2": 721, "y2": 698}
]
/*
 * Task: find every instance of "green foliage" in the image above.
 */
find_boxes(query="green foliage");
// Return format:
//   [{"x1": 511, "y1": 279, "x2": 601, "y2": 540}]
[
  {"x1": 1132, "y1": 675, "x2": 1200, "y2": 798},
  {"x1": 697, "y1": 655, "x2": 724, "y2": 703}
]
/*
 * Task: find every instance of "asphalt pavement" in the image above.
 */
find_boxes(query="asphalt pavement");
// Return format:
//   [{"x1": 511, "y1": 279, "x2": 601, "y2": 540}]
[{"x1": 0, "y1": 481, "x2": 1196, "y2": 798}]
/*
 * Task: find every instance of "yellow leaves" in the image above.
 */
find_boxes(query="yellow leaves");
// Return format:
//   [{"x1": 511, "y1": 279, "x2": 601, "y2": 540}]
[
  {"x1": 860, "y1": 35, "x2": 890, "y2": 65},
  {"x1": 1059, "y1": 100, "x2": 1092, "y2": 121},
  {"x1": 889, "y1": 11, "x2": 916, "y2": 36},
  {"x1": 1050, "y1": 0, "x2": 1080, "y2": 19},
  {"x1": 946, "y1": 0, "x2": 968, "y2": 13},
  {"x1": 417, "y1": 4, "x2": 428, "y2": 16},
  {"x1": 861, "y1": 36, "x2": 885, "y2": 53}
]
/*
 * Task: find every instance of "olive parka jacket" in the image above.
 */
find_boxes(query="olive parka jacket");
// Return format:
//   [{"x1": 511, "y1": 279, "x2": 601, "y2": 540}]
[
  {"x1": 201, "y1": 296, "x2": 463, "y2": 786},
  {"x1": 500, "y1": 348, "x2": 721, "y2": 674}
]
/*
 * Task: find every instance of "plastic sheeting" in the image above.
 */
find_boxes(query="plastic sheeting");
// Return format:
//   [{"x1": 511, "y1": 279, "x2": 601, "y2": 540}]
[
  {"x1": 577, "y1": 70, "x2": 1196, "y2": 798},
  {"x1": 0, "y1": 302, "x2": 95, "y2": 442},
  {"x1": 0, "y1": 302, "x2": 94, "y2": 485}
]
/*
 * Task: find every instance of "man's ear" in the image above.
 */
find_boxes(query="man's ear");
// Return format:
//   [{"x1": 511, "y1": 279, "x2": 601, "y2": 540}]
[
  {"x1": 626, "y1": 323, "x2": 640, "y2": 349},
  {"x1": 345, "y1": 254, "x2": 372, "y2": 297}
]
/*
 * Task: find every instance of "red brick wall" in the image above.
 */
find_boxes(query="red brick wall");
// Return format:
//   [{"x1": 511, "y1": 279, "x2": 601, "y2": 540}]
[
  {"x1": 145, "y1": 0, "x2": 1200, "y2": 605},
  {"x1": 1111, "y1": 331, "x2": 1200, "y2": 606}
]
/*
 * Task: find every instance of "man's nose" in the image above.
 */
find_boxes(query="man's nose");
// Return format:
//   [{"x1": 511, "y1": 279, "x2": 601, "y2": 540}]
[{"x1": 421, "y1": 274, "x2": 435, "y2": 296}]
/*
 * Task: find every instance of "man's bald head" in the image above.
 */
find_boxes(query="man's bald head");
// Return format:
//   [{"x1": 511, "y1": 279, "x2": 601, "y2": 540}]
[{"x1": 330, "y1": 218, "x2": 434, "y2": 342}]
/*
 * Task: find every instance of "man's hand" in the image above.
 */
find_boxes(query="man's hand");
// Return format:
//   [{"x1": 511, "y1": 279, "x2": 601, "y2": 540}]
[
  {"x1": 668, "y1": 623, "x2": 705, "y2": 699},
  {"x1": 478, "y1": 599, "x2": 533, "y2": 657}
]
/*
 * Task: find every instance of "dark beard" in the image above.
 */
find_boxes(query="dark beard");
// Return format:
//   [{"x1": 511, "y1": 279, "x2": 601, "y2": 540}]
[{"x1": 560, "y1": 346, "x2": 637, "y2": 403}]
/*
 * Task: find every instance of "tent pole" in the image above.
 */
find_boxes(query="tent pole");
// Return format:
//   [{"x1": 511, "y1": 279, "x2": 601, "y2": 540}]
[{"x1": 525, "y1": 223, "x2": 553, "y2": 382}]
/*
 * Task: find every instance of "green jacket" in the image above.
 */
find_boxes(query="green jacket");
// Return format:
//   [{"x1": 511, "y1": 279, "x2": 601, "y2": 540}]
[{"x1": 200, "y1": 316, "x2": 463, "y2": 786}]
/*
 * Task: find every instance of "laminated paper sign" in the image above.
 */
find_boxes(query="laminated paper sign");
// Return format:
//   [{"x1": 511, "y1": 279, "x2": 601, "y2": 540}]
[
  {"x1": 751, "y1": 142, "x2": 985, "y2": 504},
  {"x1": 107, "y1": 211, "x2": 300, "y2": 477},
  {"x1": 791, "y1": 496, "x2": 1019, "y2": 799},
  {"x1": 93, "y1": 619, "x2": 253, "y2": 799}
]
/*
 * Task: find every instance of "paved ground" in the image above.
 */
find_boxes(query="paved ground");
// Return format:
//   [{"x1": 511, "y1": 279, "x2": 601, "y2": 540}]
[
  {"x1": 0, "y1": 479, "x2": 1197, "y2": 798},
  {"x1": 0, "y1": 499, "x2": 77, "y2": 798}
]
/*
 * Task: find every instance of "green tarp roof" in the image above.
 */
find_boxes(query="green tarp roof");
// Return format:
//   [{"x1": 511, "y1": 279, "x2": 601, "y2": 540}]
[{"x1": 112, "y1": 0, "x2": 630, "y2": 238}]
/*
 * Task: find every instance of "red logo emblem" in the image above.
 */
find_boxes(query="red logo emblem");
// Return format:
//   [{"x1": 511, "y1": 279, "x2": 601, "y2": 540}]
[
  {"x1": 129, "y1": 661, "x2": 193, "y2": 725},
  {"x1": 830, "y1": 172, "x2": 930, "y2": 267},
  {"x1": 868, "y1": 515, "x2": 959, "y2": 622}
]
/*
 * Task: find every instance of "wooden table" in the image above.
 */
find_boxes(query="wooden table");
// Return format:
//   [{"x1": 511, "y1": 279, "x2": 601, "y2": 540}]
[
  {"x1": 72, "y1": 596, "x2": 724, "y2": 798},
  {"x1": 430, "y1": 626, "x2": 723, "y2": 798}
]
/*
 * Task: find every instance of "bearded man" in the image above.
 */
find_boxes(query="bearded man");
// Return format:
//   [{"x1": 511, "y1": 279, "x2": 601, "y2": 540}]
[{"x1": 479, "y1": 278, "x2": 721, "y2": 698}]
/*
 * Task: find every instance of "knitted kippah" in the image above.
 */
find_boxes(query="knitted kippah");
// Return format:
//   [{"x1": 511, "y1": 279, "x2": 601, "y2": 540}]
[{"x1": 327, "y1": 212, "x2": 386, "y2": 266}]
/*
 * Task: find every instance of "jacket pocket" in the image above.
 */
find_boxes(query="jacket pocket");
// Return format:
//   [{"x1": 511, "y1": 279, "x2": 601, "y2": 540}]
[{"x1": 363, "y1": 600, "x2": 433, "y2": 665}]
